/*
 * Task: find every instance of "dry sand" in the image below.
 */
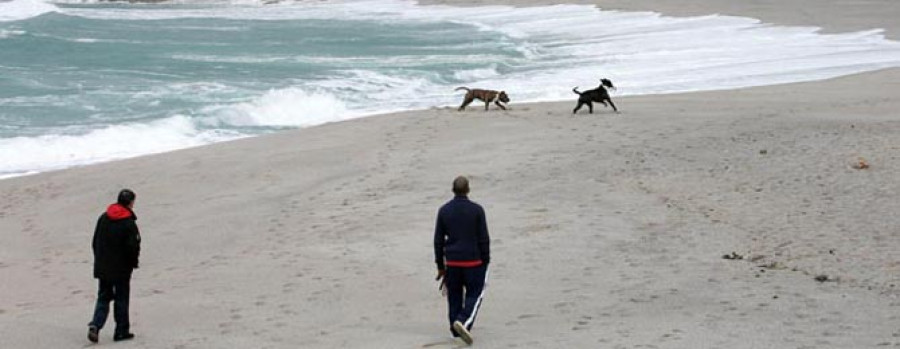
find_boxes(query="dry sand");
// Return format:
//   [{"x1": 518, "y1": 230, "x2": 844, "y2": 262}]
[{"x1": 1, "y1": 0, "x2": 899, "y2": 348}]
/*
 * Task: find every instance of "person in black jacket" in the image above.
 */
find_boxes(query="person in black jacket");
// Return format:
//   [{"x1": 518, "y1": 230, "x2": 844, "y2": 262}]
[
  {"x1": 87, "y1": 189, "x2": 141, "y2": 343},
  {"x1": 434, "y1": 176, "x2": 490, "y2": 346}
]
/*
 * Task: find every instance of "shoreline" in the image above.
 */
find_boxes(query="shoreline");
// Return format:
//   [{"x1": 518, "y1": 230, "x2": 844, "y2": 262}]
[
  {"x1": 4, "y1": 0, "x2": 898, "y2": 179},
  {"x1": 2, "y1": 66, "x2": 895, "y2": 183},
  {"x1": 2, "y1": 1, "x2": 899, "y2": 348}
]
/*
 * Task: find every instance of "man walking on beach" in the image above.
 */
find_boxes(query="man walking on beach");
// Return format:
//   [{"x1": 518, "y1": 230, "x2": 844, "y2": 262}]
[
  {"x1": 88, "y1": 189, "x2": 141, "y2": 343},
  {"x1": 434, "y1": 176, "x2": 490, "y2": 345}
]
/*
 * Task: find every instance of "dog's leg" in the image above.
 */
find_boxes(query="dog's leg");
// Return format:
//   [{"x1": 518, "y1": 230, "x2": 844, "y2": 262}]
[
  {"x1": 606, "y1": 99, "x2": 618, "y2": 112},
  {"x1": 587, "y1": 101, "x2": 593, "y2": 114},
  {"x1": 494, "y1": 100, "x2": 507, "y2": 110},
  {"x1": 484, "y1": 100, "x2": 490, "y2": 111},
  {"x1": 458, "y1": 96, "x2": 474, "y2": 111}
]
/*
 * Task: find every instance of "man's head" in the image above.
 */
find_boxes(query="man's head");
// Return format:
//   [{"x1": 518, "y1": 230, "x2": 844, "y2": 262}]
[
  {"x1": 452, "y1": 176, "x2": 469, "y2": 196},
  {"x1": 117, "y1": 189, "x2": 136, "y2": 208}
]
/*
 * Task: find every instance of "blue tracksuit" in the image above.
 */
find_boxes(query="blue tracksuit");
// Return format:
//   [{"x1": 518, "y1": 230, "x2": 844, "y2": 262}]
[{"x1": 434, "y1": 195, "x2": 490, "y2": 333}]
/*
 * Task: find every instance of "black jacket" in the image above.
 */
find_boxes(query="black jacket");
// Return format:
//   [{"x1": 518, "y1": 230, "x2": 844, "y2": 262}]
[
  {"x1": 92, "y1": 204, "x2": 141, "y2": 279},
  {"x1": 434, "y1": 196, "x2": 490, "y2": 269}
]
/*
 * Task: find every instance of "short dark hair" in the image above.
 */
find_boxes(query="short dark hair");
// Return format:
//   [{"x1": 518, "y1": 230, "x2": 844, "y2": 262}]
[
  {"x1": 452, "y1": 176, "x2": 469, "y2": 195},
  {"x1": 117, "y1": 189, "x2": 136, "y2": 206}
]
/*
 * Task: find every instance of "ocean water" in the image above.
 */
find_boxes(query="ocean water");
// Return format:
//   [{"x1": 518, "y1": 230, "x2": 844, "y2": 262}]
[{"x1": 1, "y1": 0, "x2": 899, "y2": 178}]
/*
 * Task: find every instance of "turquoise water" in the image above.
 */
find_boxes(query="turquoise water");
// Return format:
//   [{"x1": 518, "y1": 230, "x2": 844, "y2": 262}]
[
  {"x1": 2, "y1": 0, "x2": 899, "y2": 177},
  {"x1": 1, "y1": 4, "x2": 523, "y2": 135}
]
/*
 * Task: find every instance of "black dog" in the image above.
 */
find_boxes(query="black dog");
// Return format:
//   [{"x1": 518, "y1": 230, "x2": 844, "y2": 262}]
[{"x1": 572, "y1": 78, "x2": 617, "y2": 113}]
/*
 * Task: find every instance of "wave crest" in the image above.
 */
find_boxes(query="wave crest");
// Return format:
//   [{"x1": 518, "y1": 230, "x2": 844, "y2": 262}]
[
  {"x1": 0, "y1": 0, "x2": 59, "y2": 22},
  {"x1": 0, "y1": 115, "x2": 241, "y2": 176},
  {"x1": 200, "y1": 88, "x2": 353, "y2": 127}
]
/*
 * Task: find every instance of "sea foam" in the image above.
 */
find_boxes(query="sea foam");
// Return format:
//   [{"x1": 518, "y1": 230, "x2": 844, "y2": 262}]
[
  {"x1": 0, "y1": 115, "x2": 243, "y2": 176},
  {"x1": 200, "y1": 88, "x2": 355, "y2": 128},
  {"x1": 0, "y1": 0, "x2": 59, "y2": 22}
]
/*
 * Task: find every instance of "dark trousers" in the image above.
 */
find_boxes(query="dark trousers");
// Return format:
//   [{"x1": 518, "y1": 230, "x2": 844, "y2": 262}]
[
  {"x1": 445, "y1": 264, "x2": 488, "y2": 334},
  {"x1": 89, "y1": 275, "x2": 131, "y2": 335}
]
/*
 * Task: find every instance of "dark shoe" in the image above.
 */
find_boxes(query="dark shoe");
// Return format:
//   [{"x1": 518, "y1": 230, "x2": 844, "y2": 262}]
[
  {"x1": 87, "y1": 325, "x2": 99, "y2": 343},
  {"x1": 113, "y1": 333, "x2": 135, "y2": 342},
  {"x1": 452, "y1": 321, "x2": 473, "y2": 345}
]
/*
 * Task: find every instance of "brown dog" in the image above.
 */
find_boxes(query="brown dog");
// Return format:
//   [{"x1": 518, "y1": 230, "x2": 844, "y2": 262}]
[{"x1": 455, "y1": 87, "x2": 509, "y2": 111}]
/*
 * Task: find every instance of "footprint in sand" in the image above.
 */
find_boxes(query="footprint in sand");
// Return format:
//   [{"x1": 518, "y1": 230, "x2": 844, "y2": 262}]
[{"x1": 573, "y1": 319, "x2": 591, "y2": 331}]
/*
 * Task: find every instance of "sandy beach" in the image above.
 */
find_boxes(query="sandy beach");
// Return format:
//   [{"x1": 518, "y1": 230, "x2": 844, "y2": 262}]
[{"x1": 1, "y1": 0, "x2": 899, "y2": 348}]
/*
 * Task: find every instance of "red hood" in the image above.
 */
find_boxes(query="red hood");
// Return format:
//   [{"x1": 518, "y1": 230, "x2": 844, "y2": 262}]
[{"x1": 106, "y1": 203, "x2": 133, "y2": 220}]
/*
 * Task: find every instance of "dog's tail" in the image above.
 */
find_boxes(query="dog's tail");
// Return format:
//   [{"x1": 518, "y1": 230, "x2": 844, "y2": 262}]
[
  {"x1": 572, "y1": 87, "x2": 582, "y2": 95},
  {"x1": 455, "y1": 87, "x2": 471, "y2": 93}
]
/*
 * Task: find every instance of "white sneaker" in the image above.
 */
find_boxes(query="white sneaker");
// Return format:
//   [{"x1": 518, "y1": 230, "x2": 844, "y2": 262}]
[{"x1": 452, "y1": 321, "x2": 473, "y2": 345}]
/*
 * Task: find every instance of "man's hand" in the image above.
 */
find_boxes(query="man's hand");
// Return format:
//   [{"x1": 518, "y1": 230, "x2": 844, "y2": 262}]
[{"x1": 436, "y1": 269, "x2": 447, "y2": 296}]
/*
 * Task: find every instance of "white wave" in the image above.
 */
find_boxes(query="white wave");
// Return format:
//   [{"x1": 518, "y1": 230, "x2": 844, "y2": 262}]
[
  {"x1": 453, "y1": 66, "x2": 500, "y2": 82},
  {"x1": 170, "y1": 54, "x2": 290, "y2": 64},
  {"x1": 0, "y1": 0, "x2": 59, "y2": 22},
  {"x1": 199, "y1": 87, "x2": 356, "y2": 127},
  {"x1": 0, "y1": 29, "x2": 27, "y2": 39},
  {"x1": 0, "y1": 171, "x2": 38, "y2": 180},
  {"x1": 302, "y1": 69, "x2": 453, "y2": 113},
  {"x1": 34, "y1": 34, "x2": 149, "y2": 44},
  {"x1": 0, "y1": 115, "x2": 243, "y2": 176}
]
